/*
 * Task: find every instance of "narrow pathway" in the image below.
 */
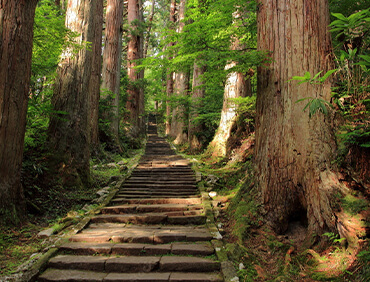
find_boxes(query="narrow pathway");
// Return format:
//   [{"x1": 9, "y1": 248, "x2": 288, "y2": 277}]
[{"x1": 38, "y1": 116, "x2": 223, "y2": 281}]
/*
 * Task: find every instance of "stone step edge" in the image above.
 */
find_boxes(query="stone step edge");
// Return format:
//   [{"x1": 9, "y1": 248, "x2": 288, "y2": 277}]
[{"x1": 38, "y1": 269, "x2": 223, "y2": 282}]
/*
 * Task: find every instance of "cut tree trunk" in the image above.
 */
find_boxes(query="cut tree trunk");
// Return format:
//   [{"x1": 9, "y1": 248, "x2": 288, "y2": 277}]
[
  {"x1": 255, "y1": 0, "x2": 340, "y2": 236},
  {"x1": 48, "y1": 0, "x2": 95, "y2": 188},
  {"x1": 0, "y1": 0, "x2": 38, "y2": 224},
  {"x1": 101, "y1": 0, "x2": 124, "y2": 148},
  {"x1": 89, "y1": 0, "x2": 104, "y2": 155}
]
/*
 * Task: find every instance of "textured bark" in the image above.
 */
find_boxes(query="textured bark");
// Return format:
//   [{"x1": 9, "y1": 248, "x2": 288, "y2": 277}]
[
  {"x1": 255, "y1": 0, "x2": 338, "y2": 235},
  {"x1": 126, "y1": 0, "x2": 144, "y2": 137},
  {"x1": 0, "y1": 0, "x2": 38, "y2": 224},
  {"x1": 101, "y1": 0, "x2": 124, "y2": 146},
  {"x1": 89, "y1": 0, "x2": 104, "y2": 154},
  {"x1": 188, "y1": 59, "x2": 206, "y2": 151},
  {"x1": 169, "y1": 0, "x2": 189, "y2": 144},
  {"x1": 209, "y1": 63, "x2": 251, "y2": 157},
  {"x1": 48, "y1": 0, "x2": 94, "y2": 188},
  {"x1": 143, "y1": 0, "x2": 155, "y2": 59},
  {"x1": 165, "y1": 0, "x2": 176, "y2": 135}
]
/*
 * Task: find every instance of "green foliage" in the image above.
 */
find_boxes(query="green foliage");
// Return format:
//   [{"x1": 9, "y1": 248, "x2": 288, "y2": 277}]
[{"x1": 330, "y1": 8, "x2": 370, "y2": 41}]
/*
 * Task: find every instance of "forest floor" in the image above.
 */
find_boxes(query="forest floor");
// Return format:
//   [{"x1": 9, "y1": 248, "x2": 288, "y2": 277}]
[{"x1": 0, "y1": 147, "x2": 143, "y2": 278}]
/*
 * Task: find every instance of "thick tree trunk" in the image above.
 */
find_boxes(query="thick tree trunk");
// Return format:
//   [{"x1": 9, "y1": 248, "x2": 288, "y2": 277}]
[
  {"x1": 0, "y1": 0, "x2": 38, "y2": 224},
  {"x1": 165, "y1": 0, "x2": 176, "y2": 135},
  {"x1": 188, "y1": 59, "x2": 206, "y2": 151},
  {"x1": 169, "y1": 0, "x2": 189, "y2": 144},
  {"x1": 126, "y1": 0, "x2": 143, "y2": 137},
  {"x1": 209, "y1": 63, "x2": 251, "y2": 157},
  {"x1": 101, "y1": 0, "x2": 124, "y2": 147},
  {"x1": 255, "y1": 0, "x2": 339, "y2": 236},
  {"x1": 48, "y1": 0, "x2": 94, "y2": 188},
  {"x1": 89, "y1": 0, "x2": 103, "y2": 155}
]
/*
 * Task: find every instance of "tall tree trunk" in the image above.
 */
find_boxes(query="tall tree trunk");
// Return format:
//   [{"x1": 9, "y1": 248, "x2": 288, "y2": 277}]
[
  {"x1": 209, "y1": 63, "x2": 251, "y2": 157},
  {"x1": 170, "y1": 0, "x2": 189, "y2": 144},
  {"x1": 165, "y1": 0, "x2": 176, "y2": 135},
  {"x1": 101, "y1": 0, "x2": 124, "y2": 148},
  {"x1": 143, "y1": 0, "x2": 155, "y2": 59},
  {"x1": 126, "y1": 0, "x2": 143, "y2": 137},
  {"x1": 255, "y1": 0, "x2": 339, "y2": 236},
  {"x1": 188, "y1": 59, "x2": 206, "y2": 151},
  {"x1": 0, "y1": 0, "x2": 38, "y2": 224},
  {"x1": 48, "y1": 0, "x2": 94, "y2": 188},
  {"x1": 89, "y1": 0, "x2": 104, "y2": 155}
]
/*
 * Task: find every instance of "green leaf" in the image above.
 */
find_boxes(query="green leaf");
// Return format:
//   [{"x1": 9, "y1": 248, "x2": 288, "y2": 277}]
[{"x1": 331, "y1": 12, "x2": 348, "y2": 22}]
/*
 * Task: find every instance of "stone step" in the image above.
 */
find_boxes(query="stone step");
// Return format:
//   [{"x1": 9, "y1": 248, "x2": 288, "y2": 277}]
[
  {"x1": 60, "y1": 242, "x2": 214, "y2": 256},
  {"x1": 114, "y1": 194, "x2": 199, "y2": 199},
  {"x1": 69, "y1": 228, "x2": 212, "y2": 244},
  {"x1": 122, "y1": 183, "x2": 197, "y2": 189},
  {"x1": 117, "y1": 192, "x2": 198, "y2": 197},
  {"x1": 46, "y1": 255, "x2": 220, "y2": 273},
  {"x1": 39, "y1": 269, "x2": 223, "y2": 282},
  {"x1": 110, "y1": 198, "x2": 202, "y2": 205},
  {"x1": 90, "y1": 214, "x2": 206, "y2": 225},
  {"x1": 126, "y1": 179, "x2": 196, "y2": 183},
  {"x1": 101, "y1": 204, "x2": 203, "y2": 214}
]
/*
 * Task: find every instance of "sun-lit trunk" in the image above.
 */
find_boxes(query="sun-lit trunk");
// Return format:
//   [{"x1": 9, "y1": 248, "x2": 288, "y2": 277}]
[{"x1": 209, "y1": 62, "x2": 251, "y2": 157}]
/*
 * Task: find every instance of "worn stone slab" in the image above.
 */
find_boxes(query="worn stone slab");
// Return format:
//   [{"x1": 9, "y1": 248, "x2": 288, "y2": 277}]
[
  {"x1": 186, "y1": 232, "x2": 213, "y2": 242},
  {"x1": 59, "y1": 243, "x2": 112, "y2": 255},
  {"x1": 69, "y1": 234, "x2": 111, "y2": 243},
  {"x1": 37, "y1": 228, "x2": 55, "y2": 239},
  {"x1": 38, "y1": 269, "x2": 106, "y2": 282},
  {"x1": 48, "y1": 255, "x2": 107, "y2": 271},
  {"x1": 105, "y1": 256, "x2": 160, "y2": 273},
  {"x1": 111, "y1": 231, "x2": 154, "y2": 244},
  {"x1": 104, "y1": 272, "x2": 171, "y2": 282},
  {"x1": 169, "y1": 272, "x2": 223, "y2": 282},
  {"x1": 111, "y1": 243, "x2": 146, "y2": 255},
  {"x1": 159, "y1": 257, "x2": 220, "y2": 272},
  {"x1": 91, "y1": 214, "x2": 168, "y2": 224},
  {"x1": 171, "y1": 243, "x2": 214, "y2": 256},
  {"x1": 153, "y1": 231, "x2": 186, "y2": 244},
  {"x1": 167, "y1": 215, "x2": 206, "y2": 225},
  {"x1": 143, "y1": 244, "x2": 172, "y2": 255}
]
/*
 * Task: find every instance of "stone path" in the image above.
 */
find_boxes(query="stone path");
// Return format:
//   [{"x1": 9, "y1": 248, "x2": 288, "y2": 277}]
[{"x1": 38, "y1": 116, "x2": 224, "y2": 282}]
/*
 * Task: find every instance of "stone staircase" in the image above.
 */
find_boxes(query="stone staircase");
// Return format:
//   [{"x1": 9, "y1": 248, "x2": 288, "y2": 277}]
[{"x1": 38, "y1": 116, "x2": 223, "y2": 282}]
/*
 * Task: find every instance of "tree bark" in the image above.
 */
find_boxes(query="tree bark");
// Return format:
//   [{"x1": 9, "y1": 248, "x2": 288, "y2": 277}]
[
  {"x1": 0, "y1": 0, "x2": 38, "y2": 224},
  {"x1": 188, "y1": 59, "x2": 206, "y2": 151},
  {"x1": 255, "y1": 0, "x2": 338, "y2": 236},
  {"x1": 169, "y1": 0, "x2": 189, "y2": 144},
  {"x1": 48, "y1": 0, "x2": 94, "y2": 188},
  {"x1": 143, "y1": 0, "x2": 155, "y2": 59},
  {"x1": 101, "y1": 0, "x2": 124, "y2": 147},
  {"x1": 209, "y1": 62, "x2": 251, "y2": 157},
  {"x1": 165, "y1": 0, "x2": 176, "y2": 135},
  {"x1": 126, "y1": 0, "x2": 143, "y2": 137},
  {"x1": 89, "y1": 0, "x2": 104, "y2": 155}
]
